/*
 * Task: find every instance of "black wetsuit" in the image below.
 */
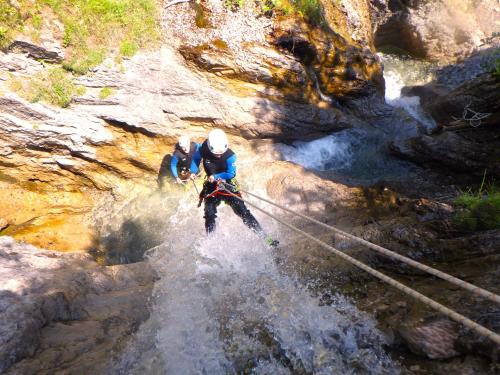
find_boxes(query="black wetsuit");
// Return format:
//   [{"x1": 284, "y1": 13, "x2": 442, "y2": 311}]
[
  {"x1": 170, "y1": 142, "x2": 201, "y2": 180},
  {"x1": 200, "y1": 140, "x2": 262, "y2": 234}
]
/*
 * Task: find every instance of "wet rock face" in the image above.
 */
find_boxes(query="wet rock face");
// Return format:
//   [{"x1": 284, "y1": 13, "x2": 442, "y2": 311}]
[
  {"x1": 392, "y1": 72, "x2": 500, "y2": 178},
  {"x1": 0, "y1": 0, "x2": 391, "y2": 251},
  {"x1": 7, "y1": 40, "x2": 64, "y2": 63},
  {"x1": 372, "y1": 0, "x2": 500, "y2": 62},
  {"x1": 391, "y1": 131, "x2": 500, "y2": 178},
  {"x1": 0, "y1": 236, "x2": 156, "y2": 374},
  {"x1": 398, "y1": 319, "x2": 460, "y2": 359},
  {"x1": 269, "y1": 17, "x2": 384, "y2": 100}
]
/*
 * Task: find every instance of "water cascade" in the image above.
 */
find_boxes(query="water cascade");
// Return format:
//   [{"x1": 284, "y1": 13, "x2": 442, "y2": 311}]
[
  {"x1": 380, "y1": 53, "x2": 437, "y2": 131},
  {"x1": 278, "y1": 53, "x2": 438, "y2": 183},
  {"x1": 115, "y1": 192, "x2": 399, "y2": 374}
]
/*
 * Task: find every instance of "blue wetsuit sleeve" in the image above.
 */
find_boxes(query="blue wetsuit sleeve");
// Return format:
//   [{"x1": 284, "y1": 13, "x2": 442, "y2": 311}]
[
  {"x1": 190, "y1": 143, "x2": 202, "y2": 174},
  {"x1": 214, "y1": 154, "x2": 236, "y2": 180},
  {"x1": 170, "y1": 155, "x2": 179, "y2": 178}
]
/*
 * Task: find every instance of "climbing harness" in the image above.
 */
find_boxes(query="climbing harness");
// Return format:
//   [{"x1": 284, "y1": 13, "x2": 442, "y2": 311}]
[
  {"x1": 215, "y1": 181, "x2": 500, "y2": 346},
  {"x1": 197, "y1": 179, "x2": 241, "y2": 207}
]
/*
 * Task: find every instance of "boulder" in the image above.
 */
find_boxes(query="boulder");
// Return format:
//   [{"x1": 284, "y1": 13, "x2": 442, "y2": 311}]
[
  {"x1": 391, "y1": 71, "x2": 500, "y2": 178},
  {"x1": 391, "y1": 132, "x2": 500, "y2": 178},
  {"x1": 0, "y1": 236, "x2": 156, "y2": 374},
  {"x1": 398, "y1": 318, "x2": 460, "y2": 359}
]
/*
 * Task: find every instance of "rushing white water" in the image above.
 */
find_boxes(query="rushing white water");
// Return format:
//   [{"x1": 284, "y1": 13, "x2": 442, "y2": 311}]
[
  {"x1": 381, "y1": 53, "x2": 437, "y2": 130},
  {"x1": 114, "y1": 191, "x2": 399, "y2": 374},
  {"x1": 278, "y1": 132, "x2": 355, "y2": 172},
  {"x1": 278, "y1": 53, "x2": 436, "y2": 181}
]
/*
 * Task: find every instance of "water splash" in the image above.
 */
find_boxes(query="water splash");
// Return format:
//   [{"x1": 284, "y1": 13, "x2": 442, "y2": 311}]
[
  {"x1": 276, "y1": 53, "x2": 437, "y2": 183},
  {"x1": 278, "y1": 132, "x2": 355, "y2": 172},
  {"x1": 277, "y1": 128, "x2": 414, "y2": 185},
  {"x1": 380, "y1": 53, "x2": 437, "y2": 131},
  {"x1": 115, "y1": 193, "x2": 399, "y2": 374}
]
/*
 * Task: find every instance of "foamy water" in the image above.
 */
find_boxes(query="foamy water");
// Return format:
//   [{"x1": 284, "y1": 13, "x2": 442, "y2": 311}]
[
  {"x1": 277, "y1": 53, "x2": 435, "y2": 181},
  {"x1": 114, "y1": 192, "x2": 399, "y2": 374}
]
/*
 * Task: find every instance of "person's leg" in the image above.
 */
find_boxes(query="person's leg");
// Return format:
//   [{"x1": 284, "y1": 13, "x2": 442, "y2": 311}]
[
  {"x1": 225, "y1": 195, "x2": 263, "y2": 233},
  {"x1": 204, "y1": 196, "x2": 221, "y2": 233}
]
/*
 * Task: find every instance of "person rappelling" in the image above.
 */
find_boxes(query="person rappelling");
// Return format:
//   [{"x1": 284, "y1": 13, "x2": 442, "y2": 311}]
[
  {"x1": 198, "y1": 129, "x2": 278, "y2": 246},
  {"x1": 170, "y1": 135, "x2": 202, "y2": 183}
]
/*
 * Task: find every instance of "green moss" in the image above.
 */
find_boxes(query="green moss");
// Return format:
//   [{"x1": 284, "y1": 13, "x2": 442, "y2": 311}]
[
  {"x1": 75, "y1": 85, "x2": 87, "y2": 96},
  {"x1": 99, "y1": 86, "x2": 114, "y2": 99},
  {"x1": 492, "y1": 58, "x2": 500, "y2": 80},
  {"x1": 194, "y1": 2, "x2": 211, "y2": 28},
  {"x1": 211, "y1": 38, "x2": 228, "y2": 50},
  {"x1": 0, "y1": 2, "x2": 21, "y2": 48},
  {"x1": 258, "y1": 0, "x2": 323, "y2": 25},
  {"x1": 11, "y1": 67, "x2": 79, "y2": 108},
  {"x1": 4, "y1": 0, "x2": 160, "y2": 73},
  {"x1": 119, "y1": 40, "x2": 138, "y2": 57},
  {"x1": 453, "y1": 178, "x2": 500, "y2": 232}
]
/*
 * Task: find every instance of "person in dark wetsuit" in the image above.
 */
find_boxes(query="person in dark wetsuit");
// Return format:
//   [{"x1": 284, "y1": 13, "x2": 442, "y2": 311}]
[
  {"x1": 170, "y1": 135, "x2": 202, "y2": 183},
  {"x1": 199, "y1": 130, "x2": 278, "y2": 247}
]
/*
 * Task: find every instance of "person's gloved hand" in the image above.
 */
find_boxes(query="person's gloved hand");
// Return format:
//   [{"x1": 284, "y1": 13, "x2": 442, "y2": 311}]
[
  {"x1": 207, "y1": 175, "x2": 215, "y2": 183},
  {"x1": 175, "y1": 177, "x2": 183, "y2": 184}
]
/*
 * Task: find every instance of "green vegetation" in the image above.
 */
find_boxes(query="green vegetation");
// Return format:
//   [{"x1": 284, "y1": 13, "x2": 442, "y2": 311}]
[
  {"x1": 0, "y1": 2, "x2": 21, "y2": 48},
  {"x1": 10, "y1": 67, "x2": 85, "y2": 107},
  {"x1": 1, "y1": 0, "x2": 159, "y2": 73},
  {"x1": 453, "y1": 173, "x2": 500, "y2": 231},
  {"x1": 223, "y1": 0, "x2": 244, "y2": 11},
  {"x1": 259, "y1": 0, "x2": 323, "y2": 26},
  {"x1": 99, "y1": 86, "x2": 114, "y2": 99}
]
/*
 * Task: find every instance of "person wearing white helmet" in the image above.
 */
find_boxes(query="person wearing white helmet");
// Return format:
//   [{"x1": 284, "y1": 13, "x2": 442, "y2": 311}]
[
  {"x1": 170, "y1": 135, "x2": 202, "y2": 184},
  {"x1": 198, "y1": 129, "x2": 278, "y2": 246}
]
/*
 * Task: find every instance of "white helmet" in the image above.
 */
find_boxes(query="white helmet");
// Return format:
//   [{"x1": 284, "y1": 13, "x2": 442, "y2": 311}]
[
  {"x1": 207, "y1": 129, "x2": 228, "y2": 155},
  {"x1": 178, "y1": 135, "x2": 190, "y2": 153}
]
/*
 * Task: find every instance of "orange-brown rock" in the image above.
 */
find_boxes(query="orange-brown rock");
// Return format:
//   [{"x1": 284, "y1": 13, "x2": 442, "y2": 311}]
[{"x1": 268, "y1": 17, "x2": 384, "y2": 100}]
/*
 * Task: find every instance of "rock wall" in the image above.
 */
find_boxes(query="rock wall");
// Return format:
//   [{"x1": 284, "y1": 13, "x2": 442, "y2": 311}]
[
  {"x1": 0, "y1": 236, "x2": 156, "y2": 374},
  {"x1": 0, "y1": 0, "x2": 395, "y2": 252},
  {"x1": 371, "y1": 0, "x2": 500, "y2": 62},
  {"x1": 392, "y1": 69, "x2": 500, "y2": 178}
]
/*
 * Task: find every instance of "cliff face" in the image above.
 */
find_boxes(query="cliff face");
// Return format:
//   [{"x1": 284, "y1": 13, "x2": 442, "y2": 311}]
[
  {"x1": 0, "y1": 0, "x2": 393, "y2": 251},
  {"x1": 0, "y1": 236, "x2": 156, "y2": 374},
  {"x1": 1, "y1": 0, "x2": 499, "y2": 373},
  {"x1": 371, "y1": 0, "x2": 500, "y2": 62}
]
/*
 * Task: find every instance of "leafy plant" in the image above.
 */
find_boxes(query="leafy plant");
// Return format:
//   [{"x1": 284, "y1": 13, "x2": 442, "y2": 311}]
[
  {"x1": 119, "y1": 40, "x2": 138, "y2": 57},
  {"x1": 453, "y1": 172, "x2": 500, "y2": 231}
]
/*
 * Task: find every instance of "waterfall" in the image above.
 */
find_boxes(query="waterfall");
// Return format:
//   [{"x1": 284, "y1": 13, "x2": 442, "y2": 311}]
[
  {"x1": 114, "y1": 192, "x2": 399, "y2": 374},
  {"x1": 277, "y1": 53, "x2": 438, "y2": 183},
  {"x1": 380, "y1": 53, "x2": 437, "y2": 131}
]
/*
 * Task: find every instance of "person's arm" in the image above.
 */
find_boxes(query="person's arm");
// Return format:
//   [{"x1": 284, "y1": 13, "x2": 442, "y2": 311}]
[
  {"x1": 170, "y1": 155, "x2": 179, "y2": 178},
  {"x1": 213, "y1": 154, "x2": 236, "y2": 180},
  {"x1": 190, "y1": 143, "x2": 202, "y2": 174}
]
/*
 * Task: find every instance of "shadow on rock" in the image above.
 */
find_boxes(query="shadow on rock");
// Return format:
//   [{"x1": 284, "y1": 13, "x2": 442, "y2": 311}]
[{"x1": 92, "y1": 218, "x2": 165, "y2": 265}]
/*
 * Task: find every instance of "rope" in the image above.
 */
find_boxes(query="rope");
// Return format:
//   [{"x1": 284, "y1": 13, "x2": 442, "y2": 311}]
[
  {"x1": 216, "y1": 183, "x2": 500, "y2": 346},
  {"x1": 229, "y1": 184, "x2": 500, "y2": 306}
]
